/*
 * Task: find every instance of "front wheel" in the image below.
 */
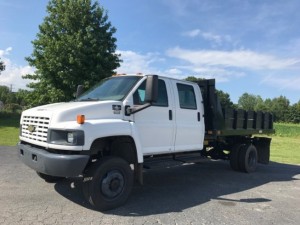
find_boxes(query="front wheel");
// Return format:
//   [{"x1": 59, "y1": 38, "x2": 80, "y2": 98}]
[{"x1": 83, "y1": 157, "x2": 134, "y2": 211}]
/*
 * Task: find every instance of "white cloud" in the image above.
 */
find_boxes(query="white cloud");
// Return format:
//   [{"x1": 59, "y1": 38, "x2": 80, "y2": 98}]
[
  {"x1": 161, "y1": 0, "x2": 191, "y2": 17},
  {"x1": 183, "y1": 29, "x2": 232, "y2": 46},
  {"x1": 0, "y1": 47, "x2": 12, "y2": 56},
  {"x1": 0, "y1": 47, "x2": 34, "y2": 91},
  {"x1": 180, "y1": 66, "x2": 245, "y2": 82},
  {"x1": 165, "y1": 68, "x2": 182, "y2": 75},
  {"x1": 116, "y1": 50, "x2": 164, "y2": 75},
  {"x1": 117, "y1": 50, "x2": 195, "y2": 80},
  {"x1": 184, "y1": 29, "x2": 201, "y2": 38},
  {"x1": 114, "y1": 49, "x2": 300, "y2": 95},
  {"x1": 201, "y1": 32, "x2": 223, "y2": 44},
  {"x1": 115, "y1": 49, "x2": 245, "y2": 82},
  {"x1": 166, "y1": 47, "x2": 300, "y2": 70},
  {"x1": 162, "y1": 0, "x2": 216, "y2": 17},
  {"x1": 260, "y1": 75, "x2": 300, "y2": 91}
]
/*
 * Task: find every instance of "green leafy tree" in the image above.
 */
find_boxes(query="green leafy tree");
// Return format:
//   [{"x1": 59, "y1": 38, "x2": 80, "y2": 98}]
[
  {"x1": 0, "y1": 86, "x2": 22, "y2": 112},
  {"x1": 255, "y1": 98, "x2": 273, "y2": 112},
  {"x1": 15, "y1": 89, "x2": 31, "y2": 108},
  {"x1": 238, "y1": 93, "x2": 260, "y2": 111},
  {"x1": 185, "y1": 76, "x2": 204, "y2": 82},
  {"x1": 271, "y1": 96, "x2": 290, "y2": 122},
  {"x1": 4, "y1": 103, "x2": 22, "y2": 113},
  {"x1": 287, "y1": 101, "x2": 300, "y2": 123},
  {"x1": 24, "y1": 0, "x2": 121, "y2": 106},
  {"x1": 0, "y1": 58, "x2": 5, "y2": 74},
  {"x1": 0, "y1": 86, "x2": 10, "y2": 104},
  {"x1": 216, "y1": 90, "x2": 235, "y2": 109}
]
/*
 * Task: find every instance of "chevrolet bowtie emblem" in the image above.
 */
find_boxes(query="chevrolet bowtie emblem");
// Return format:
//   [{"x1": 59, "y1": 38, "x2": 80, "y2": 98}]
[{"x1": 28, "y1": 125, "x2": 36, "y2": 133}]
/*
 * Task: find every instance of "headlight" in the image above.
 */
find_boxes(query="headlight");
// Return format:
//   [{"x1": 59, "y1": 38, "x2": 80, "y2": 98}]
[
  {"x1": 67, "y1": 132, "x2": 74, "y2": 143},
  {"x1": 48, "y1": 129, "x2": 84, "y2": 146}
]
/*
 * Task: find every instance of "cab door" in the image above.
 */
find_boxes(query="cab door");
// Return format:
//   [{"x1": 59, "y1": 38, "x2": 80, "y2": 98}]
[
  {"x1": 132, "y1": 78, "x2": 175, "y2": 155},
  {"x1": 171, "y1": 80, "x2": 205, "y2": 152}
]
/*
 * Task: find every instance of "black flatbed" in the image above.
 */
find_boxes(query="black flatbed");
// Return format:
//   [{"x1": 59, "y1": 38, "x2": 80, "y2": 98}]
[{"x1": 196, "y1": 79, "x2": 275, "y2": 139}]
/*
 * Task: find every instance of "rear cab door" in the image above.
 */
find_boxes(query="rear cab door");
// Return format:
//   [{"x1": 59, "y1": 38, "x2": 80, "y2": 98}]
[{"x1": 171, "y1": 80, "x2": 205, "y2": 152}]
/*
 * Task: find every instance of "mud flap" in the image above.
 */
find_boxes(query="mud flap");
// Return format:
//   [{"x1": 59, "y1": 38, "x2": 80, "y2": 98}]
[
  {"x1": 134, "y1": 163, "x2": 143, "y2": 185},
  {"x1": 253, "y1": 137, "x2": 271, "y2": 164}
]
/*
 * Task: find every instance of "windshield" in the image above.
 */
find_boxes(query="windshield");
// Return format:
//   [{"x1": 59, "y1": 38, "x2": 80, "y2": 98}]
[{"x1": 77, "y1": 76, "x2": 142, "y2": 101}]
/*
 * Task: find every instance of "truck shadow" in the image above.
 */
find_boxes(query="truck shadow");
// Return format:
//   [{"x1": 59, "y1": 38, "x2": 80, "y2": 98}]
[{"x1": 54, "y1": 160, "x2": 300, "y2": 216}]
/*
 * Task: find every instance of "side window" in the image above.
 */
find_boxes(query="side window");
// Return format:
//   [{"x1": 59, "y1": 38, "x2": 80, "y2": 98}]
[
  {"x1": 133, "y1": 81, "x2": 146, "y2": 105},
  {"x1": 133, "y1": 79, "x2": 168, "y2": 107},
  {"x1": 176, "y1": 83, "x2": 197, "y2": 109}
]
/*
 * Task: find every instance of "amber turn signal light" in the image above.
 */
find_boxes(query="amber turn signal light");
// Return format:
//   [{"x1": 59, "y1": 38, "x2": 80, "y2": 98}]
[{"x1": 77, "y1": 115, "x2": 85, "y2": 124}]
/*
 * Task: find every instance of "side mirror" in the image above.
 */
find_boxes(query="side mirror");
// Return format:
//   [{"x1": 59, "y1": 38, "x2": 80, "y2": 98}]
[
  {"x1": 144, "y1": 75, "x2": 158, "y2": 103},
  {"x1": 128, "y1": 75, "x2": 159, "y2": 115},
  {"x1": 76, "y1": 85, "x2": 84, "y2": 98}
]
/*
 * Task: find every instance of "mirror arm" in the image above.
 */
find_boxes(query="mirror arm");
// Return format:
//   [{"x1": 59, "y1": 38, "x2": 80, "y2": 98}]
[
  {"x1": 76, "y1": 85, "x2": 84, "y2": 99},
  {"x1": 127, "y1": 103, "x2": 151, "y2": 115}
]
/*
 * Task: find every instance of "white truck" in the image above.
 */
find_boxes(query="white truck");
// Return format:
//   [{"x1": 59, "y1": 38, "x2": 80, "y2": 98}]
[{"x1": 18, "y1": 74, "x2": 274, "y2": 211}]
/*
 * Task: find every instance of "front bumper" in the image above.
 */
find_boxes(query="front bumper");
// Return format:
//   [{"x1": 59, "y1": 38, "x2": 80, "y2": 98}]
[{"x1": 18, "y1": 143, "x2": 89, "y2": 177}]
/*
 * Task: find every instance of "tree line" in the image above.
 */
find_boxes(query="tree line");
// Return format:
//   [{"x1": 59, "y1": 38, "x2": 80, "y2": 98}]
[{"x1": 186, "y1": 76, "x2": 300, "y2": 124}]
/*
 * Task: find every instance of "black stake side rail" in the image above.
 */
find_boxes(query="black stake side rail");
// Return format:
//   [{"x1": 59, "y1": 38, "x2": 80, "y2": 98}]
[{"x1": 196, "y1": 79, "x2": 275, "y2": 138}]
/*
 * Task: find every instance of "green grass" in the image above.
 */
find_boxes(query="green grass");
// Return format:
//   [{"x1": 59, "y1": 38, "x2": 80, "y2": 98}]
[
  {"x1": 270, "y1": 136, "x2": 300, "y2": 165},
  {"x1": 269, "y1": 123, "x2": 300, "y2": 165},
  {"x1": 0, "y1": 115, "x2": 20, "y2": 146},
  {"x1": 0, "y1": 116, "x2": 299, "y2": 164},
  {"x1": 273, "y1": 123, "x2": 300, "y2": 137}
]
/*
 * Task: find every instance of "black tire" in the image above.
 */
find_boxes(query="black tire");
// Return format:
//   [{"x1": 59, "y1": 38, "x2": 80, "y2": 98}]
[
  {"x1": 230, "y1": 144, "x2": 245, "y2": 171},
  {"x1": 83, "y1": 156, "x2": 134, "y2": 211},
  {"x1": 238, "y1": 144, "x2": 258, "y2": 173},
  {"x1": 36, "y1": 172, "x2": 64, "y2": 183}
]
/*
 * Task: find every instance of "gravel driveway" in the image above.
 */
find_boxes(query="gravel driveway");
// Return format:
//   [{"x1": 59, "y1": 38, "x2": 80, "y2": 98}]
[{"x1": 1, "y1": 146, "x2": 299, "y2": 225}]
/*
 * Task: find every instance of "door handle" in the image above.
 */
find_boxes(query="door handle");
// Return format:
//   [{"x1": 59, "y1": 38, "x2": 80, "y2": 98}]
[
  {"x1": 197, "y1": 112, "x2": 200, "y2": 121},
  {"x1": 169, "y1": 110, "x2": 172, "y2": 120}
]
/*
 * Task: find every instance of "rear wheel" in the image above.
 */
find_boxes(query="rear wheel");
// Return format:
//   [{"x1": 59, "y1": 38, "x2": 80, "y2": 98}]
[
  {"x1": 229, "y1": 144, "x2": 245, "y2": 171},
  {"x1": 238, "y1": 144, "x2": 258, "y2": 173},
  {"x1": 83, "y1": 156, "x2": 133, "y2": 211}
]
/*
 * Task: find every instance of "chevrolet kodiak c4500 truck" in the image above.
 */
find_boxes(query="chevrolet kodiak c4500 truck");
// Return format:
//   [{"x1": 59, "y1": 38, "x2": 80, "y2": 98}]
[{"x1": 18, "y1": 74, "x2": 274, "y2": 211}]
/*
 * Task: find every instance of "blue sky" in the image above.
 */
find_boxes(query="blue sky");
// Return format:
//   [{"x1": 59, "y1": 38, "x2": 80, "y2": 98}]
[{"x1": 0, "y1": 0, "x2": 300, "y2": 104}]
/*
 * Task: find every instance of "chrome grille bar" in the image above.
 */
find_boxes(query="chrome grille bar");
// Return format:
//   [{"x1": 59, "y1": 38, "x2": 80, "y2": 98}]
[{"x1": 21, "y1": 116, "x2": 50, "y2": 142}]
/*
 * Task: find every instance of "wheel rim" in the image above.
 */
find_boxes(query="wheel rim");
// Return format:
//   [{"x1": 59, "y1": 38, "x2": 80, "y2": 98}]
[
  {"x1": 101, "y1": 170, "x2": 125, "y2": 199},
  {"x1": 248, "y1": 150, "x2": 257, "y2": 168}
]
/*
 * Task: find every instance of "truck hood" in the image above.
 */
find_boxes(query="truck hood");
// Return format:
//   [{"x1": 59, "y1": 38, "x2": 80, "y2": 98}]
[{"x1": 22, "y1": 101, "x2": 124, "y2": 124}]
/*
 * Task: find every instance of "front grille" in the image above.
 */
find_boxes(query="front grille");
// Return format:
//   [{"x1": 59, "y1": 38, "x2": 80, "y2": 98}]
[{"x1": 21, "y1": 116, "x2": 50, "y2": 142}]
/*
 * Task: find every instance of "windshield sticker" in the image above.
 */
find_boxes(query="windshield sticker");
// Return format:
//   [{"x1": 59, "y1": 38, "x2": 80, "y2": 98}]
[{"x1": 112, "y1": 105, "x2": 122, "y2": 114}]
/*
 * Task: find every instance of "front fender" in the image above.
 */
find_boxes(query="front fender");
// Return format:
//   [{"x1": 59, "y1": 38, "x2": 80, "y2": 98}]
[{"x1": 83, "y1": 119, "x2": 144, "y2": 163}]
